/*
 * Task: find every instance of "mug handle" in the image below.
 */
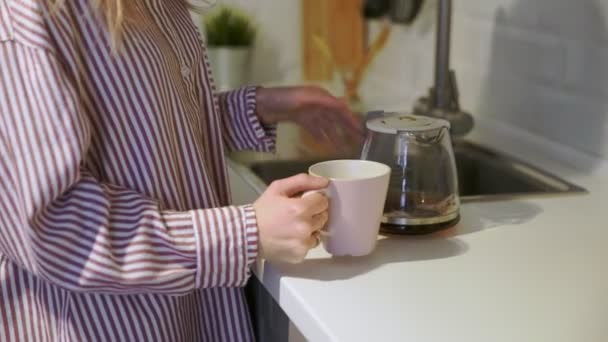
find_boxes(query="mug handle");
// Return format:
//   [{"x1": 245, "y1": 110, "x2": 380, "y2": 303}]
[{"x1": 301, "y1": 190, "x2": 332, "y2": 237}]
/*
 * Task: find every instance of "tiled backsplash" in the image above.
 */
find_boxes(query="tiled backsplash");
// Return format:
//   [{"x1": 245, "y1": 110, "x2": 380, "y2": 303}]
[{"x1": 203, "y1": 0, "x2": 608, "y2": 161}]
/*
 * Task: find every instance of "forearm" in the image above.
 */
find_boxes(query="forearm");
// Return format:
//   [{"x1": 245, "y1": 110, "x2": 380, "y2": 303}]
[
  {"x1": 254, "y1": 86, "x2": 293, "y2": 125},
  {"x1": 1, "y1": 170, "x2": 258, "y2": 294}
]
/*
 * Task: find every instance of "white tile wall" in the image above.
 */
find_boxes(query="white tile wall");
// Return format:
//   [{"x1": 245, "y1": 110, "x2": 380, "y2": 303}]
[
  {"x1": 195, "y1": 0, "x2": 302, "y2": 83},
  {"x1": 203, "y1": 0, "x2": 608, "y2": 161}
]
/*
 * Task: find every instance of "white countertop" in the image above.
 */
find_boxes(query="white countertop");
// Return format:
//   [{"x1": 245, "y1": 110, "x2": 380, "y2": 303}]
[{"x1": 229, "y1": 117, "x2": 608, "y2": 342}]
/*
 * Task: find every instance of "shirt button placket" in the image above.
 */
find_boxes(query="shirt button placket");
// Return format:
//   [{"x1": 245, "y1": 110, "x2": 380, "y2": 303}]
[{"x1": 180, "y1": 64, "x2": 191, "y2": 79}]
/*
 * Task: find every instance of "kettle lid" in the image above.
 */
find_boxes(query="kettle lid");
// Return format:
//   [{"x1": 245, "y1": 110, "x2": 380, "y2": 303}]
[{"x1": 366, "y1": 113, "x2": 450, "y2": 134}]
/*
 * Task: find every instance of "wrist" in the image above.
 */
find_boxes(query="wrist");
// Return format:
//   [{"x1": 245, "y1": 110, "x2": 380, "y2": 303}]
[
  {"x1": 255, "y1": 87, "x2": 275, "y2": 125},
  {"x1": 255, "y1": 87, "x2": 291, "y2": 125}
]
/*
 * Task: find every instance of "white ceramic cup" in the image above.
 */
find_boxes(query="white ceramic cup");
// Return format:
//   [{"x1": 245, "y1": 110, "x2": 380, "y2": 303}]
[{"x1": 308, "y1": 159, "x2": 391, "y2": 256}]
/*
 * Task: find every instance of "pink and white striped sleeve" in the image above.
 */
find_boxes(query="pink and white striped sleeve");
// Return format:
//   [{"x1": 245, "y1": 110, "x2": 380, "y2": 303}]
[
  {"x1": 0, "y1": 42, "x2": 258, "y2": 294},
  {"x1": 217, "y1": 86, "x2": 277, "y2": 152}
]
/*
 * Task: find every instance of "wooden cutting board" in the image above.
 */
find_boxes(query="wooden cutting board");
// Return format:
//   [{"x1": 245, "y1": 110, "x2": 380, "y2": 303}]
[{"x1": 302, "y1": 0, "x2": 365, "y2": 81}]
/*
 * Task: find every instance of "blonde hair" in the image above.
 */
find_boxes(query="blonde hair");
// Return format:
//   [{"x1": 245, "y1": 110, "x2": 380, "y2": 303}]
[
  {"x1": 44, "y1": 1, "x2": 129, "y2": 55},
  {"x1": 48, "y1": 0, "x2": 138, "y2": 50},
  {"x1": 48, "y1": 0, "x2": 211, "y2": 51},
  {"x1": 92, "y1": 0, "x2": 133, "y2": 44}
]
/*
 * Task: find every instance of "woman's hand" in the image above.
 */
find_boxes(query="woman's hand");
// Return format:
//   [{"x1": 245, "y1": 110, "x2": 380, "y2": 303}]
[
  {"x1": 253, "y1": 174, "x2": 329, "y2": 264},
  {"x1": 256, "y1": 86, "x2": 364, "y2": 152}
]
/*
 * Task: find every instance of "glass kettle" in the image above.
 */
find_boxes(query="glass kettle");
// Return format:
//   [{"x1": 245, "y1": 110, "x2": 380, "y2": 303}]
[{"x1": 361, "y1": 113, "x2": 460, "y2": 235}]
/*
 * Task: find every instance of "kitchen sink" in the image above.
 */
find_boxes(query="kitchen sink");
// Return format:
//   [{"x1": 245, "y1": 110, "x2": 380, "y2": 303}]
[{"x1": 246, "y1": 141, "x2": 586, "y2": 202}]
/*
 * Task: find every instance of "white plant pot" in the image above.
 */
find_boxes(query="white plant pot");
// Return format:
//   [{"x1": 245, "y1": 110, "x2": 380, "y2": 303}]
[{"x1": 207, "y1": 47, "x2": 251, "y2": 91}]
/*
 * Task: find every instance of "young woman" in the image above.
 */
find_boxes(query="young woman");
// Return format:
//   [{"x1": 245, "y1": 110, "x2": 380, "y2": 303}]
[{"x1": 0, "y1": 0, "x2": 361, "y2": 341}]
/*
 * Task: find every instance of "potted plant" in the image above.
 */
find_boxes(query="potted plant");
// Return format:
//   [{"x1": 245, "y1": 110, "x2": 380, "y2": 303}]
[{"x1": 203, "y1": 5, "x2": 257, "y2": 91}]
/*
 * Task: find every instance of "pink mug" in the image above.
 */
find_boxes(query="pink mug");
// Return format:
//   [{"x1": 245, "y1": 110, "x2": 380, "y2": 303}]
[{"x1": 308, "y1": 160, "x2": 390, "y2": 256}]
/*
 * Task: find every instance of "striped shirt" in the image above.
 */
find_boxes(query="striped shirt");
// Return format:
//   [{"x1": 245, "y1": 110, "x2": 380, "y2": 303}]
[{"x1": 0, "y1": 0, "x2": 275, "y2": 341}]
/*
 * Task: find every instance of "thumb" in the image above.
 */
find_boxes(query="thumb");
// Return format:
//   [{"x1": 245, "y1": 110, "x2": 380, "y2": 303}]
[{"x1": 270, "y1": 174, "x2": 329, "y2": 197}]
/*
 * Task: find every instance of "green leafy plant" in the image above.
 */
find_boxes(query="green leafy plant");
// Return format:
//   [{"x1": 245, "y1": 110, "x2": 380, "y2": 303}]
[{"x1": 204, "y1": 5, "x2": 257, "y2": 47}]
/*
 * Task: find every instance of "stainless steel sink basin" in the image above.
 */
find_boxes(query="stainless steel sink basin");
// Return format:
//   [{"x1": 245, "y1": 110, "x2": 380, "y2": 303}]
[{"x1": 246, "y1": 141, "x2": 586, "y2": 202}]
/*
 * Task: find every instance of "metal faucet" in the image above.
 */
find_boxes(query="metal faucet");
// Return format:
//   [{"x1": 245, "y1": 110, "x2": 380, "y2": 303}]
[{"x1": 413, "y1": 0, "x2": 473, "y2": 136}]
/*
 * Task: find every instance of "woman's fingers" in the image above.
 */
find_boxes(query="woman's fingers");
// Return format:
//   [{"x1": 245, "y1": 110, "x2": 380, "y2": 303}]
[
  {"x1": 311, "y1": 211, "x2": 329, "y2": 231},
  {"x1": 300, "y1": 192, "x2": 329, "y2": 215},
  {"x1": 309, "y1": 231, "x2": 322, "y2": 249},
  {"x1": 299, "y1": 106, "x2": 364, "y2": 154},
  {"x1": 303, "y1": 211, "x2": 329, "y2": 250}
]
